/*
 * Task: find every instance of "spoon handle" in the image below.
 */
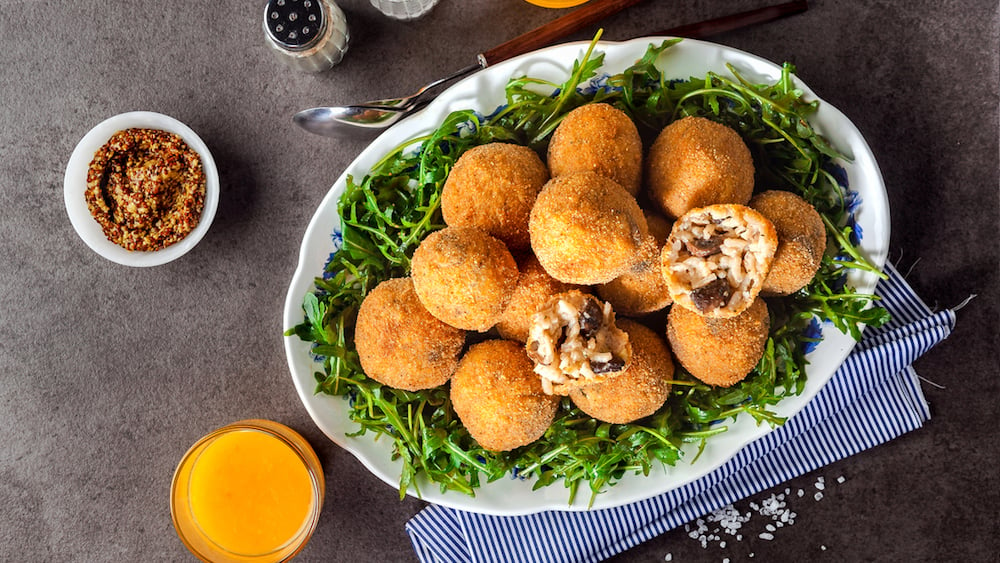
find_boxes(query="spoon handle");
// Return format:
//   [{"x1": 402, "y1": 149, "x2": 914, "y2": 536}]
[{"x1": 479, "y1": 0, "x2": 647, "y2": 66}]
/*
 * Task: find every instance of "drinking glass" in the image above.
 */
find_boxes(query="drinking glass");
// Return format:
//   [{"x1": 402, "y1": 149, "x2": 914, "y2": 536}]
[{"x1": 369, "y1": 0, "x2": 440, "y2": 20}]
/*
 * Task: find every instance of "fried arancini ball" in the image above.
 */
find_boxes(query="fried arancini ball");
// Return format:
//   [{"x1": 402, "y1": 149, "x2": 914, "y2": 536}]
[
  {"x1": 354, "y1": 278, "x2": 466, "y2": 391},
  {"x1": 450, "y1": 340, "x2": 559, "y2": 452},
  {"x1": 666, "y1": 297, "x2": 770, "y2": 387},
  {"x1": 661, "y1": 204, "x2": 777, "y2": 318},
  {"x1": 411, "y1": 226, "x2": 518, "y2": 332},
  {"x1": 547, "y1": 103, "x2": 643, "y2": 195},
  {"x1": 597, "y1": 212, "x2": 674, "y2": 315},
  {"x1": 647, "y1": 116, "x2": 755, "y2": 219},
  {"x1": 569, "y1": 319, "x2": 674, "y2": 424},
  {"x1": 749, "y1": 190, "x2": 827, "y2": 296},
  {"x1": 495, "y1": 253, "x2": 578, "y2": 343},
  {"x1": 529, "y1": 171, "x2": 648, "y2": 285},
  {"x1": 441, "y1": 143, "x2": 549, "y2": 251},
  {"x1": 597, "y1": 241, "x2": 672, "y2": 315}
]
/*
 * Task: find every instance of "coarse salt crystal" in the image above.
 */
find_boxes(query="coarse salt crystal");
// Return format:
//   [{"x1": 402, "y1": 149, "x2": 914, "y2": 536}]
[
  {"x1": 814, "y1": 492, "x2": 824, "y2": 501},
  {"x1": 664, "y1": 554, "x2": 672, "y2": 561},
  {"x1": 837, "y1": 476, "x2": 846, "y2": 484},
  {"x1": 680, "y1": 489, "x2": 811, "y2": 554}
]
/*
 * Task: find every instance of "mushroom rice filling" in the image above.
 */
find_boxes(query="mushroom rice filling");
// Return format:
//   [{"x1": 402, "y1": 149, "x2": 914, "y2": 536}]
[
  {"x1": 662, "y1": 204, "x2": 777, "y2": 318},
  {"x1": 525, "y1": 290, "x2": 631, "y2": 395}
]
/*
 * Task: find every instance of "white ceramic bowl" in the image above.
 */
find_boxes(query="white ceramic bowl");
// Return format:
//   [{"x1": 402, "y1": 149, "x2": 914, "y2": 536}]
[{"x1": 64, "y1": 111, "x2": 220, "y2": 267}]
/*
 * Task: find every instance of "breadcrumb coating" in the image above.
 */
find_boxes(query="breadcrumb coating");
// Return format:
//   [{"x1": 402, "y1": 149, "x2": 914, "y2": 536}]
[
  {"x1": 442, "y1": 143, "x2": 549, "y2": 251},
  {"x1": 529, "y1": 171, "x2": 648, "y2": 285},
  {"x1": 450, "y1": 340, "x2": 559, "y2": 452},
  {"x1": 750, "y1": 190, "x2": 826, "y2": 296},
  {"x1": 597, "y1": 212, "x2": 674, "y2": 315},
  {"x1": 411, "y1": 226, "x2": 518, "y2": 331},
  {"x1": 666, "y1": 297, "x2": 770, "y2": 387},
  {"x1": 355, "y1": 278, "x2": 466, "y2": 391},
  {"x1": 547, "y1": 103, "x2": 643, "y2": 195},
  {"x1": 647, "y1": 116, "x2": 754, "y2": 219}
]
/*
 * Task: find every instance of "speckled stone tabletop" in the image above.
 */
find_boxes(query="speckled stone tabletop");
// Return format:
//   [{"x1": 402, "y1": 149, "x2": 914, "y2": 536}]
[{"x1": 1, "y1": 1, "x2": 997, "y2": 561}]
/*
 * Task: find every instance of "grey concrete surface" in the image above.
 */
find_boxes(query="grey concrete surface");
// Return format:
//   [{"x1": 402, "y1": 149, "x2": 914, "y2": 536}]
[{"x1": 0, "y1": 0, "x2": 996, "y2": 561}]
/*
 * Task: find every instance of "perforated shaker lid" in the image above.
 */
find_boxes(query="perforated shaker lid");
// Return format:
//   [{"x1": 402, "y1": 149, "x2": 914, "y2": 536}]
[{"x1": 264, "y1": 0, "x2": 326, "y2": 50}]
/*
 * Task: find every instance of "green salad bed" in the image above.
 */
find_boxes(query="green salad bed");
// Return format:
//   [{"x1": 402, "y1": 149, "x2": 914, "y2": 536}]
[{"x1": 286, "y1": 36, "x2": 889, "y2": 505}]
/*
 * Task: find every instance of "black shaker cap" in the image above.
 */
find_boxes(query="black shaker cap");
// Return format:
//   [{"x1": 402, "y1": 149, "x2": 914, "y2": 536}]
[{"x1": 265, "y1": 0, "x2": 325, "y2": 49}]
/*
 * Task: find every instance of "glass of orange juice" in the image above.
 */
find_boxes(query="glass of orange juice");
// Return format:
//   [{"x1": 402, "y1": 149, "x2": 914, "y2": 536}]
[
  {"x1": 171, "y1": 419, "x2": 325, "y2": 562},
  {"x1": 523, "y1": 0, "x2": 590, "y2": 7}
]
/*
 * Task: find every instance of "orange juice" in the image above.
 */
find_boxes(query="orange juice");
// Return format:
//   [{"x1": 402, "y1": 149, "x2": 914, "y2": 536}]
[
  {"x1": 171, "y1": 420, "x2": 324, "y2": 562},
  {"x1": 523, "y1": 0, "x2": 590, "y2": 7}
]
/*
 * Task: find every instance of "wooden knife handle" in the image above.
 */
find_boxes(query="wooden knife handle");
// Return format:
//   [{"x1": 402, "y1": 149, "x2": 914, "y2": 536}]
[
  {"x1": 657, "y1": 0, "x2": 808, "y2": 39},
  {"x1": 479, "y1": 0, "x2": 648, "y2": 66}
]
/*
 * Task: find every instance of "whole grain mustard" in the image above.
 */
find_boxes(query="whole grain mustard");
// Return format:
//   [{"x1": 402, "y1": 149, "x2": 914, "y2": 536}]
[{"x1": 85, "y1": 128, "x2": 206, "y2": 252}]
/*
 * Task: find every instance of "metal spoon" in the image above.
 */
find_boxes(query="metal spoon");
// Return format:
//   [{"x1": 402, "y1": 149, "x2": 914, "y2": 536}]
[
  {"x1": 293, "y1": 63, "x2": 480, "y2": 137},
  {"x1": 294, "y1": 0, "x2": 808, "y2": 137}
]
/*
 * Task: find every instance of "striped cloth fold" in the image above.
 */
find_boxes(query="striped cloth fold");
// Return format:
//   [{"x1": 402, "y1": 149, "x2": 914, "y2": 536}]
[{"x1": 407, "y1": 263, "x2": 954, "y2": 563}]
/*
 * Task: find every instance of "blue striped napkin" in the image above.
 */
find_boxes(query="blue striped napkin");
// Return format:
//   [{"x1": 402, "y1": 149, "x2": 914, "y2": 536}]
[{"x1": 406, "y1": 263, "x2": 955, "y2": 563}]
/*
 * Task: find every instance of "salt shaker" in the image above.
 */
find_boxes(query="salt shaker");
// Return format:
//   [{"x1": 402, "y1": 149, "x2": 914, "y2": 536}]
[{"x1": 264, "y1": 0, "x2": 350, "y2": 72}]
